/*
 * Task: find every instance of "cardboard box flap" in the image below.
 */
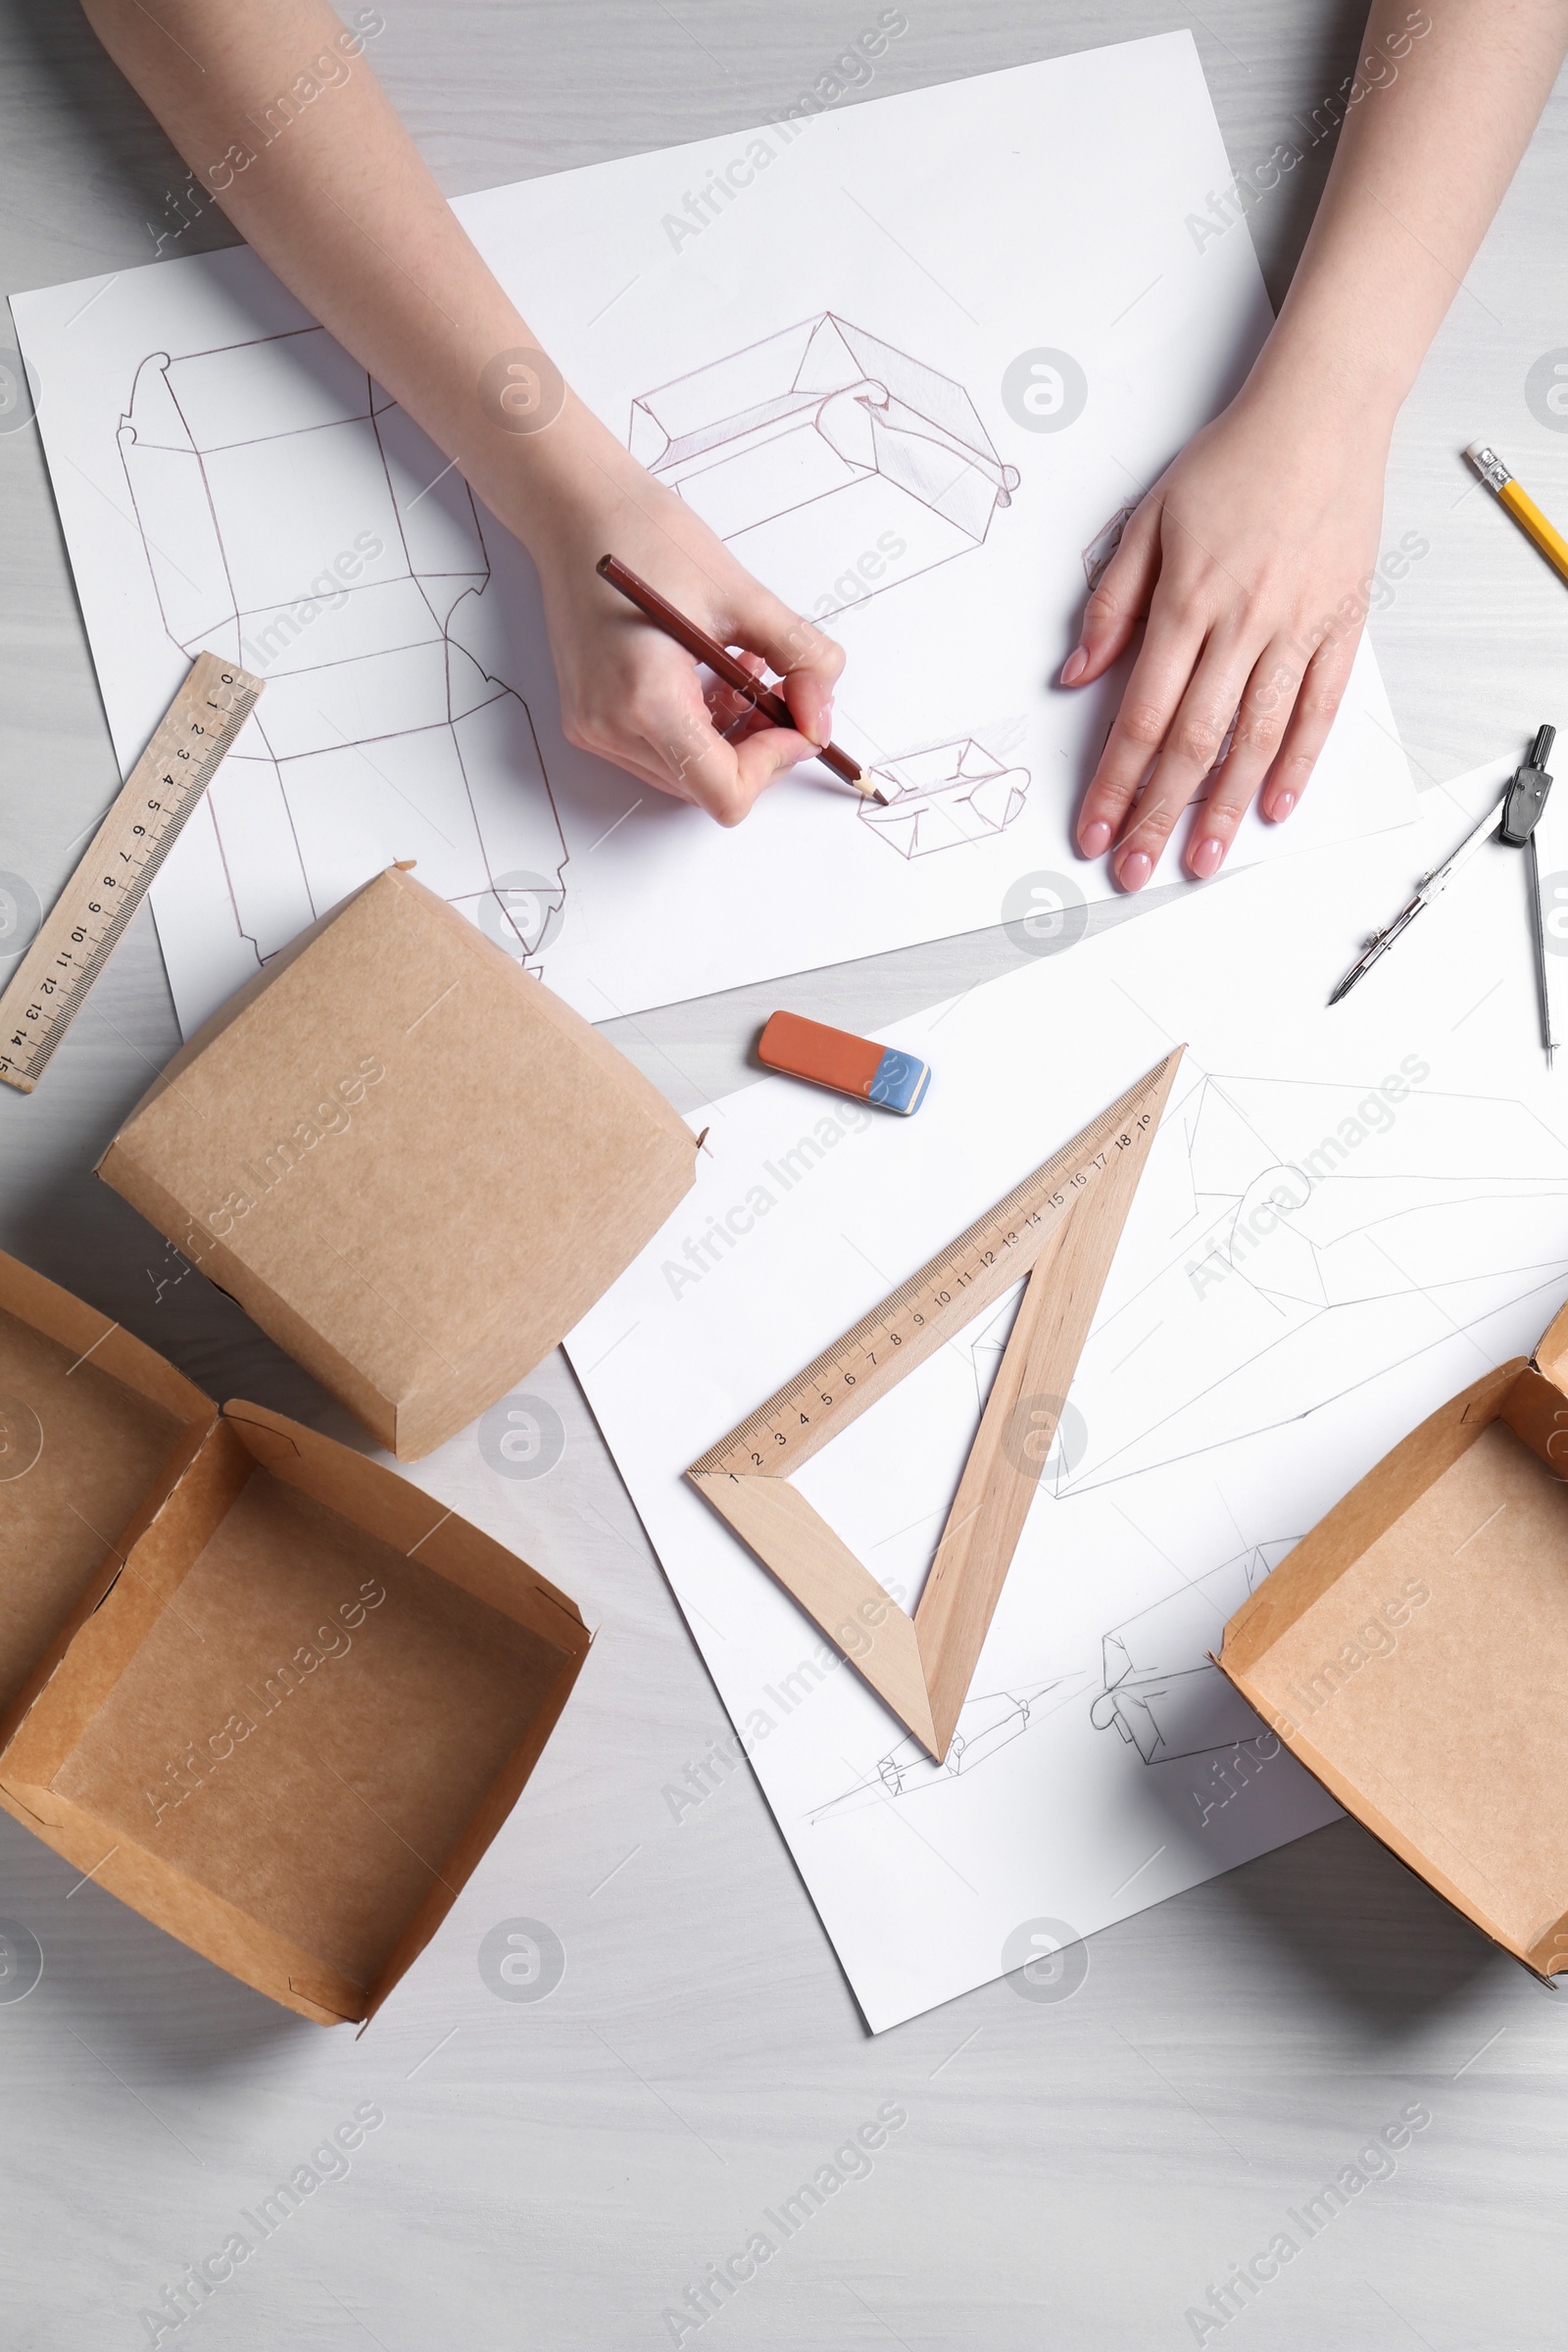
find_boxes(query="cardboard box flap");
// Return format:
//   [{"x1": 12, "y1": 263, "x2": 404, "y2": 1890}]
[
  {"x1": 0, "y1": 1776, "x2": 367, "y2": 2024},
  {"x1": 221, "y1": 1401, "x2": 590, "y2": 1653},
  {"x1": 0, "y1": 1248, "x2": 213, "y2": 1741},
  {"x1": 1221, "y1": 1363, "x2": 1525, "y2": 1676},
  {"x1": 1222, "y1": 1360, "x2": 1568, "y2": 1975},
  {"x1": 1534, "y1": 1297, "x2": 1568, "y2": 1394},
  {"x1": 363, "y1": 1627, "x2": 588, "y2": 2022},
  {"x1": 2, "y1": 1409, "x2": 252, "y2": 1787}
]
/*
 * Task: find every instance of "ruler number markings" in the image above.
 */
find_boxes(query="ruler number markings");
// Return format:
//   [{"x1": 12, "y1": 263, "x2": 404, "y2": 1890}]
[
  {"x1": 0, "y1": 657, "x2": 263, "y2": 1090},
  {"x1": 707, "y1": 1079, "x2": 1172, "y2": 1477}
]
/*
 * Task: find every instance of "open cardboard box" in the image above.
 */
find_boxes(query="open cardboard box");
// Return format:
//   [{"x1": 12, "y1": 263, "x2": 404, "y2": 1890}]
[
  {"x1": 0, "y1": 1250, "x2": 589, "y2": 2023},
  {"x1": 1220, "y1": 1302, "x2": 1568, "y2": 1983}
]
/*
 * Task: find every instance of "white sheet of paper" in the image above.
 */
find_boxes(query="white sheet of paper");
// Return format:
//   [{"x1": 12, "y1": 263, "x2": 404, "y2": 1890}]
[
  {"x1": 12, "y1": 32, "x2": 1411, "y2": 1039},
  {"x1": 564, "y1": 762, "x2": 1568, "y2": 2031}
]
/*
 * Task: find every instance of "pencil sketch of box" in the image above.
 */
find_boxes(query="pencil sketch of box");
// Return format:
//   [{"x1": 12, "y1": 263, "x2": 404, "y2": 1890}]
[
  {"x1": 858, "y1": 739, "x2": 1032, "y2": 858},
  {"x1": 808, "y1": 1676, "x2": 1084, "y2": 1821},
  {"x1": 119, "y1": 324, "x2": 567, "y2": 978},
  {"x1": 628, "y1": 315, "x2": 1019, "y2": 618},
  {"x1": 1089, "y1": 1544, "x2": 1292, "y2": 1765}
]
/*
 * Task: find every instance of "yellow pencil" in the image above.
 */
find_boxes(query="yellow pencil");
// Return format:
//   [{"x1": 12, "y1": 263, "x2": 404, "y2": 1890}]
[{"x1": 1466, "y1": 441, "x2": 1568, "y2": 587}]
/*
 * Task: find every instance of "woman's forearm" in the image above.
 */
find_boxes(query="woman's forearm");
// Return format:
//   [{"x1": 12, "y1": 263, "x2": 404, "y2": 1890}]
[
  {"x1": 77, "y1": 0, "x2": 848, "y2": 818},
  {"x1": 1250, "y1": 0, "x2": 1568, "y2": 430},
  {"x1": 77, "y1": 0, "x2": 598, "y2": 542}
]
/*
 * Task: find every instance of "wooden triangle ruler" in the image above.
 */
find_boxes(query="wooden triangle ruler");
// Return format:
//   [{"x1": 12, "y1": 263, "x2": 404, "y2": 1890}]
[{"x1": 687, "y1": 1049, "x2": 1184, "y2": 1761}]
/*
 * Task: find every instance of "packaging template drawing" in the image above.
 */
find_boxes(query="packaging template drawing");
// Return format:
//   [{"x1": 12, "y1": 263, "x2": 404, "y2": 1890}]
[{"x1": 119, "y1": 326, "x2": 569, "y2": 971}]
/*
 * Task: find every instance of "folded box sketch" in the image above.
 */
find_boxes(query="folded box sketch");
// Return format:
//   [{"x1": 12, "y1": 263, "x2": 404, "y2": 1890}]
[
  {"x1": 629, "y1": 314, "x2": 1019, "y2": 618},
  {"x1": 119, "y1": 324, "x2": 566, "y2": 974},
  {"x1": 859, "y1": 738, "x2": 1032, "y2": 858},
  {"x1": 808, "y1": 1677, "x2": 1084, "y2": 1820},
  {"x1": 1090, "y1": 1544, "x2": 1292, "y2": 1764}
]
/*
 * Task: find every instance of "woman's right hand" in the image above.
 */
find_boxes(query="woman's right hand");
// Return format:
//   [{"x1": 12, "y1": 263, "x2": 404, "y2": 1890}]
[{"x1": 512, "y1": 404, "x2": 847, "y2": 826}]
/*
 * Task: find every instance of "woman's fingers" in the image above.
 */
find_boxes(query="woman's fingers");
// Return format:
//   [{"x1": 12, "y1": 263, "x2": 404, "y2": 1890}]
[
  {"x1": 1106, "y1": 631, "x2": 1259, "y2": 889},
  {"x1": 1073, "y1": 607, "x2": 1207, "y2": 858},
  {"x1": 574, "y1": 621, "x2": 821, "y2": 821},
  {"x1": 565, "y1": 525, "x2": 846, "y2": 816},
  {"x1": 1181, "y1": 636, "x2": 1309, "y2": 876},
  {"x1": 641, "y1": 590, "x2": 844, "y2": 815},
  {"x1": 671, "y1": 652, "x2": 817, "y2": 822},
  {"x1": 704, "y1": 649, "x2": 771, "y2": 743},
  {"x1": 633, "y1": 708, "x2": 813, "y2": 825},
  {"x1": 723, "y1": 587, "x2": 846, "y2": 750},
  {"x1": 1172, "y1": 623, "x2": 1358, "y2": 873},
  {"x1": 1060, "y1": 497, "x2": 1162, "y2": 685},
  {"x1": 1257, "y1": 627, "x2": 1358, "y2": 821}
]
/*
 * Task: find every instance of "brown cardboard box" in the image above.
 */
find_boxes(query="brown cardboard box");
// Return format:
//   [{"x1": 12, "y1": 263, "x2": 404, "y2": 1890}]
[
  {"x1": 98, "y1": 866, "x2": 697, "y2": 1459},
  {"x1": 0, "y1": 1250, "x2": 590, "y2": 2023},
  {"x1": 1219, "y1": 1301, "x2": 1568, "y2": 1983}
]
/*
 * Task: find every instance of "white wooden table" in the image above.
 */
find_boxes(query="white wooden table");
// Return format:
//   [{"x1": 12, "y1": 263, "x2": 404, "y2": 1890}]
[{"x1": 3, "y1": 6, "x2": 1566, "y2": 2344}]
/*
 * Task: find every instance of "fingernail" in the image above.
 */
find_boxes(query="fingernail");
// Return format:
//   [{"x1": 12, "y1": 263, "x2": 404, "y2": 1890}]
[
  {"x1": 1118, "y1": 850, "x2": 1153, "y2": 892},
  {"x1": 809, "y1": 700, "x2": 833, "y2": 748},
  {"x1": 1189, "y1": 835, "x2": 1224, "y2": 879},
  {"x1": 1270, "y1": 789, "x2": 1296, "y2": 821},
  {"x1": 1060, "y1": 646, "x2": 1089, "y2": 686},
  {"x1": 1080, "y1": 819, "x2": 1113, "y2": 857}
]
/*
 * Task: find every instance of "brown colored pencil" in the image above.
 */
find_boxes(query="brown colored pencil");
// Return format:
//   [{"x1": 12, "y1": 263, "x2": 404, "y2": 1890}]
[{"x1": 596, "y1": 554, "x2": 884, "y2": 801}]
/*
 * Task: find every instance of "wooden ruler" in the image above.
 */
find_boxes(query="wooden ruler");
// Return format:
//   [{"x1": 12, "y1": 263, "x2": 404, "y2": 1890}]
[
  {"x1": 689, "y1": 1050, "x2": 1183, "y2": 1758},
  {"x1": 0, "y1": 652, "x2": 264, "y2": 1093}
]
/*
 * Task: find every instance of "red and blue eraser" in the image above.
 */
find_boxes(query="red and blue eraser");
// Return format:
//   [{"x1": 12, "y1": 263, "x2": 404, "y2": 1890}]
[{"x1": 757, "y1": 1010, "x2": 930, "y2": 1115}]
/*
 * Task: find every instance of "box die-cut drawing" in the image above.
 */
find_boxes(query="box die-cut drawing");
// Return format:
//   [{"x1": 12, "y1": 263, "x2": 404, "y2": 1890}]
[
  {"x1": 1219, "y1": 1300, "x2": 1568, "y2": 1981},
  {"x1": 1016, "y1": 1061, "x2": 1568, "y2": 1494},
  {"x1": 98, "y1": 867, "x2": 698, "y2": 1460},
  {"x1": 858, "y1": 738, "x2": 1032, "y2": 858},
  {"x1": 0, "y1": 1250, "x2": 590, "y2": 2024},
  {"x1": 120, "y1": 325, "x2": 567, "y2": 972},
  {"x1": 629, "y1": 314, "x2": 1019, "y2": 618}
]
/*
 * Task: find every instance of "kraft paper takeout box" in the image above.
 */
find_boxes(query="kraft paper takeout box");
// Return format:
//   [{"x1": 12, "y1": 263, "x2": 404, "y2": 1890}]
[
  {"x1": 0, "y1": 1248, "x2": 589, "y2": 2023},
  {"x1": 98, "y1": 865, "x2": 697, "y2": 1460},
  {"x1": 1219, "y1": 1302, "x2": 1568, "y2": 1983}
]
